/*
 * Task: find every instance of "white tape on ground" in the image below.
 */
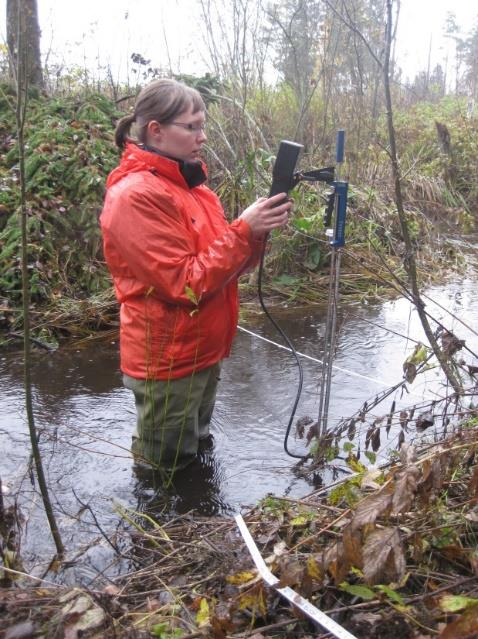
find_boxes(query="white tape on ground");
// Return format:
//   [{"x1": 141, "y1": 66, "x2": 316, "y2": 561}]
[{"x1": 235, "y1": 514, "x2": 358, "y2": 639}]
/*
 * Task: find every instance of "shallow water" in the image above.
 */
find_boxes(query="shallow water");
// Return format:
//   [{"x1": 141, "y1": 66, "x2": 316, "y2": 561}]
[{"x1": 1, "y1": 275, "x2": 477, "y2": 582}]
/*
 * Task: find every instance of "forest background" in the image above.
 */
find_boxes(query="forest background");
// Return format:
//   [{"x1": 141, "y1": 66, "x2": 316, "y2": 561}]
[{"x1": 1, "y1": 0, "x2": 478, "y2": 349}]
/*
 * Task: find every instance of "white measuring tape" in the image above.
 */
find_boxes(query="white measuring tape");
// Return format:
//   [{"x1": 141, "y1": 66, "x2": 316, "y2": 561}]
[
  {"x1": 237, "y1": 324, "x2": 426, "y2": 399},
  {"x1": 238, "y1": 324, "x2": 390, "y2": 386},
  {"x1": 235, "y1": 514, "x2": 358, "y2": 639}
]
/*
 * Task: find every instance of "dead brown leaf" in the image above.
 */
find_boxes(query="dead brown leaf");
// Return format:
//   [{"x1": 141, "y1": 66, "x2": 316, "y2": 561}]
[
  {"x1": 295, "y1": 416, "x2": 313, "y2": 439},
  {"x1": 411, "y1": 532, "x2": 425, "y2": 563},
  {"x1": 441, "y1": 331, "x2": 465, "y2": 357},
  {"x1": 440, "y1": 603, "x2": 478, "y2": 638},
  {"x1": 323, "y1": 541, "x2": 350, "y2": 584},
  {"x1": 362, "y1": 527, "x2": 406, "y2": 585},
  {"x1": 277, "y1": 559, "x2": 304, "y2": 588},
  {"x1": 397, "y1": 430, "x2": 405, "y2": 449},
  {"x1": 342, "y1": 524, "x2": 364, "y2": 570},
  {"x1": 416, "y1": 411, "x2": 435, "y2": 431},
  {"x1": 371, "y1": 428, "x2": 381, "y2": 452},
  {"x1": 306, "y1": 422, "x2": 318, "y2": 445},
  {"x1": 419, "y1": 455, "x2": 446, "y2": 505},
  {"x1": 365, "y1": 425, "x2": 374, "y2": 449},
  {"x1": 352, "y1": 487, "x2": 393, "y2": 530},
  {"x1": 403, "y1": 361, "x2": 417, "y2": 383},
  {"x1": 392, "y1": 465, "x2": 420, "y2": 514}
]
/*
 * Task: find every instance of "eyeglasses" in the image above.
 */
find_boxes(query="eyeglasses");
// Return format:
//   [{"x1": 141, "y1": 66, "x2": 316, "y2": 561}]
[{"x1": 168, "y1": 121, "x2": 207, "y2": 133}]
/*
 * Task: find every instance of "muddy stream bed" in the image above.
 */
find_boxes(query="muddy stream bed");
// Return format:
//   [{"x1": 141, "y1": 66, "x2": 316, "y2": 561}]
[{"x1": 1, "y1": 276, "x2": 477, "y2": 586}]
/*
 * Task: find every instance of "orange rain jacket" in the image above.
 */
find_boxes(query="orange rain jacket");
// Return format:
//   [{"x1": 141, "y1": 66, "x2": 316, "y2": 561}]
[{"x1": 100, "y1": 143, "x2": 262, "y2": 380}]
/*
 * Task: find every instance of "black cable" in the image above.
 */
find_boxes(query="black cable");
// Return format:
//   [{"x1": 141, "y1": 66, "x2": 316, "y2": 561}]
[{"x1": 257, "y1": 236, "x2": 307, "y2": 459}]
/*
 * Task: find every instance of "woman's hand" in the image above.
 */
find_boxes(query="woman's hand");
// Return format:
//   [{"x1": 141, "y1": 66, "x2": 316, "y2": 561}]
[{"x1": 239, "y1": 193, "x2": 292, "y2": 238}]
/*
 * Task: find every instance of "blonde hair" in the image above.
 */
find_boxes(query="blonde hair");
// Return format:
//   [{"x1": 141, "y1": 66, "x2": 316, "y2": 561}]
[{"x1": 114, "y1": 79, "x2": 205, "y2": 149}]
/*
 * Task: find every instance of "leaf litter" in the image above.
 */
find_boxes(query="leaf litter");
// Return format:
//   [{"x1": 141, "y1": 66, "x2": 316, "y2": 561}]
[{"x1": 2, "y1": 412, "x2": 478, "y2": 638}]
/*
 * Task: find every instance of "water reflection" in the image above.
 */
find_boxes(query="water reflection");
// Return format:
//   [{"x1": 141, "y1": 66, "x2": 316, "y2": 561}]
[{"x1": 132, "y1": 439, "x2": 231, "y2": 517}]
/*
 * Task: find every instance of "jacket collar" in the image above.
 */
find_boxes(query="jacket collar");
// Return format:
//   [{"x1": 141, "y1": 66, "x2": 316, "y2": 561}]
[
  {"x1": 143, "y1": 145, "x2": 207, "y2": 188},
  {"x1": 106, "y1": 142, "x2": 208, "y2": 190}
]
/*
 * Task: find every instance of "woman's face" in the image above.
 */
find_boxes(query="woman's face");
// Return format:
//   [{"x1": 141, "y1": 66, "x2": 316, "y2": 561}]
[{"x1": 146, "y1": 104, "x2": 207, "y2": 162}]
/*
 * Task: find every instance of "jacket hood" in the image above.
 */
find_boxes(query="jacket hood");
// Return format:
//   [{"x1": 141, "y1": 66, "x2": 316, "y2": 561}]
[{"x1": 106, "y1": 143, "x2": 208, "y2": 190}]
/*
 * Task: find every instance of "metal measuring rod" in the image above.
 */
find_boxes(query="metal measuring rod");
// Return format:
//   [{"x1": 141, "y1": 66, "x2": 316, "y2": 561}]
[{"x1": 317, "y1": 130, "x2": 349, "y2": 437}]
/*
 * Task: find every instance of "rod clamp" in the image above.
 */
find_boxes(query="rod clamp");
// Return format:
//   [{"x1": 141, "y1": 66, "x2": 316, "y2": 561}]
[{"x1": 292, "y1": 166, "x2": 335, "y2": 187}]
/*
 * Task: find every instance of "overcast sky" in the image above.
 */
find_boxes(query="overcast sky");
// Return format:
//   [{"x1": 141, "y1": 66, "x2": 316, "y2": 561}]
[{"x1": 1, "y1": 0, "x2": 477, "y2": 83}]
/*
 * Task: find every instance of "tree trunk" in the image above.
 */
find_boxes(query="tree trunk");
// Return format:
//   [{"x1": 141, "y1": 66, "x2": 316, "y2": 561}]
[{"x1": 7, "y1": 0, "x2": 44, "y2": 90}]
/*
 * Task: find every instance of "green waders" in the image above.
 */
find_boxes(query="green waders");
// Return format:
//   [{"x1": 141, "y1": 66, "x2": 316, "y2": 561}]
[{"x1": 123, "y1": 363, "x2": 220, "y2": 471}]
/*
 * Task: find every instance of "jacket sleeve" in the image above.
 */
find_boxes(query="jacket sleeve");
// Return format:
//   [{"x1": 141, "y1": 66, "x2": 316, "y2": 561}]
[
  {"x1": 102, "y1": 183, "x2": 254, "y2": 307},
  {"x1": 238, "y1": 236, "x2": 268, "y2": 275}
]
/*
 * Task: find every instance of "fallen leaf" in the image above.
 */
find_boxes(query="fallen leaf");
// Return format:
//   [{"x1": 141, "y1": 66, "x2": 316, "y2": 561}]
[
  {"x1": 419, "y1": 456, "x2": 445, "y2": 504},
  {"x1": 440, "y1": 603, "x2": 478, "y2": 638},
  {"x1": 277, "y1": 559, "x2": 304, "y2": 588},
  {"x1": 238, "y1": 584, "x2": 267, "y2": 616},
  {"x1": 306, "y1": 556, "x2": 323, "y2": 581},
  {"x1": 363, "y1": 527, "x2": 406, "y2": 585},
  {"x1": 440, "y1": 594, "x2": 478, "y2": 612},
  {"x1": 352, "y1": 488, "x2": 393, "y2": 530},
  {"x1": 391, "y1": 465, "x2": 420, "y2": 514},
  {"x1": 196, "y1": 597, "x2": 210, "y2": 627},
  {"x1": 343, "y1": 524, "x2": 363, "y2": 569},
  {"x1": 226, "y1": 571, "x2": 256, "y2": 585},
  {"x1": 323, "y1": 541, "x2": 350, "y2": 584}
]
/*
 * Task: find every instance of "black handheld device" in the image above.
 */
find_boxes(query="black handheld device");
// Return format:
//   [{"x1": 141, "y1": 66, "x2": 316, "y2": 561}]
[{"x1": 269, "y1": 140, "x2": 304, "y2": 198}]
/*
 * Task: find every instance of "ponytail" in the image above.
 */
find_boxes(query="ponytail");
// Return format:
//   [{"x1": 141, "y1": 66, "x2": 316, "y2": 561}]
[{"x1": 114, "y1": 113, "x2": 136, "y2": 150}]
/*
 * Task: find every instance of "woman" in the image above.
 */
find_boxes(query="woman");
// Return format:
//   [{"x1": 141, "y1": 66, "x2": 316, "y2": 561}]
[{"x1": 100, "y1": 79, "x2": 291, "y2": 473}]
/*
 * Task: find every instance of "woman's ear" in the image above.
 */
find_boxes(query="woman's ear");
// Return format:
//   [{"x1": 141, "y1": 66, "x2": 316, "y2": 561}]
[{"x1": 146, "y1": 120, "x2": 162, "y2": 144}]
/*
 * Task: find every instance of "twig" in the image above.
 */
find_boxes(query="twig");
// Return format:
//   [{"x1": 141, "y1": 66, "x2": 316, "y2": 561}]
[{"x1": 72, "y1": 488, "x2": 125, "y2": 557}]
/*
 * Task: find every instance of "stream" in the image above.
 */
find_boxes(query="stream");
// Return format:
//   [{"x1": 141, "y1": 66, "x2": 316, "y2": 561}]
[{"x1": 1, "y1": 274, "x2": 477, "y2": 584}]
